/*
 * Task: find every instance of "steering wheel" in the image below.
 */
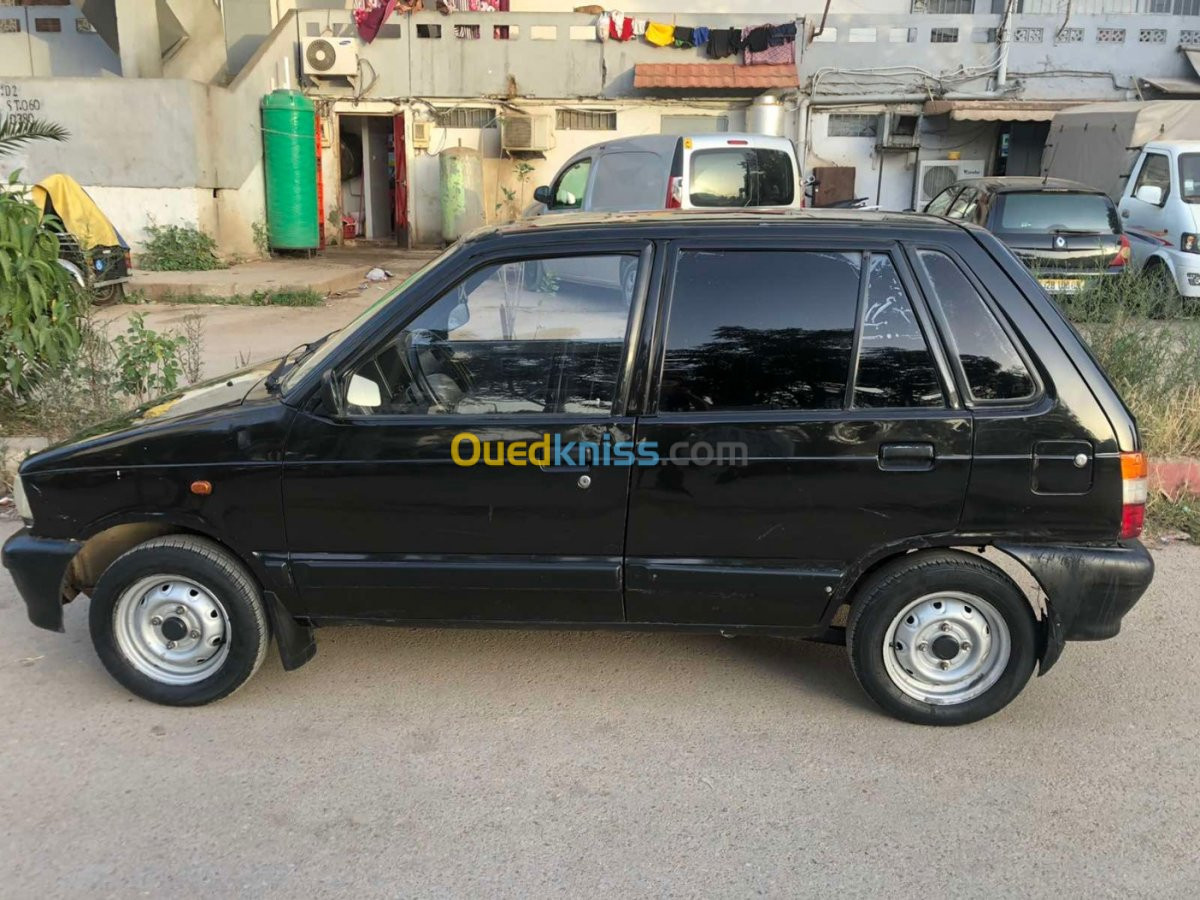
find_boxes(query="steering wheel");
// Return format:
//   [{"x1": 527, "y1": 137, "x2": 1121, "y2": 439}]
[{"x1": 403, "y1": 330, "x2": 474, "y2": 411}]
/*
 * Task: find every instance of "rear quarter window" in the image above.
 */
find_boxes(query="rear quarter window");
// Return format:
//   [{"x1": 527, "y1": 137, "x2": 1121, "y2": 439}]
[
  {"x1": 917, "y1": 249, "x2": 1036, "y2": 402},
  {"x1": 688, "y1": 148, "x2": 795, "y2": 207},
  {"x1": 997, "y1": 192, "x2": 1119, "y2": 234}
]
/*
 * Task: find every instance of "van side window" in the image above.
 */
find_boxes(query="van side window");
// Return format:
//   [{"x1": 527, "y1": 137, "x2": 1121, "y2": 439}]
[
  {"x1": 553, "y1": 159, "x2": 590, "y2": 209},
  {"x1": 917, "y1": 250, "x2": 1036, "y2": 402},
  {"x1": 590, "y1": 151, "x2": 666, "y2": 211},
  {"x1": 853, "y1": 255, "x2": 944, "y2": 409},
  {"x1": 1132, "y1": 153, "x2": 1170, "y2": 204},
  {"x1": 658, "y1": 250, "x2": 858, "y2": 412},
  {"x1": 345, "y1": 254, "x2": 637, "y2": 417}
]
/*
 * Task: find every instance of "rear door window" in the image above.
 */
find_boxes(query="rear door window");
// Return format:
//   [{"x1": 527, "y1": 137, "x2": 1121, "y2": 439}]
[
  {"x1": 659, "y1": 250, "x2": 857, "y2": 411},
  {"x1": 996, "y1": 192, "x2": 1119, "y2": 234},
  {"x1": 853, "y1": 255, "x2": 944, "y2": 409},
  {"x1": 687, "y1": 148, "x2": 795, "y2": 207},
  {"x1": 925, "y1": 186, "x2": 960, "y2": 216},
  {"x1": 917, "y1": 250, "x2": 1036, "y2": 402},
  {"x1": 590, "y1": 151, "x2": 667, "y2": 211}
]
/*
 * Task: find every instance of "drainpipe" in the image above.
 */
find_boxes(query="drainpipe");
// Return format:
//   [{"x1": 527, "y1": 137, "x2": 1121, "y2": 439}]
[
  {"x1": 996, "y1": 0, "x2": 1015, "y2": 89},
  {"x1": 810, "y1": 0, "x2": 833, "y2": 43}
]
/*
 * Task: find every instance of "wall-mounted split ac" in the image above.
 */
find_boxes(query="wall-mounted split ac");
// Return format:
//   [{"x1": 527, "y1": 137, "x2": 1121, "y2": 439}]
[
  {"x1": 914, "y1": 158, "x2": 985, "y2": 209},
  {"x1": 501, "y1": 115, "x2": 553, "y2": 153},
  {"x1": 302, "y1": 37, "x2": 358, "y2": 78}
]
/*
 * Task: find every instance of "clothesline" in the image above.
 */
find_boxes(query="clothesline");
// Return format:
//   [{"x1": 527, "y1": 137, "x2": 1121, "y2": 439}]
[{"x1": 596, "y1": 13, "x2": 797, "y2": 67}]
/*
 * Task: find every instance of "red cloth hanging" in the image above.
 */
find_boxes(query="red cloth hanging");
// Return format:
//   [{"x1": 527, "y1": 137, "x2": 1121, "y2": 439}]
[{"x1": 355, "y1": 0, "x2": 398, "y2": 43}]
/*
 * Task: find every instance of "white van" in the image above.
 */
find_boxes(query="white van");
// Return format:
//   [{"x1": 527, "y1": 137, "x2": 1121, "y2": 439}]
[{"x1": 530, "y1": 133, "x2": 802, "y2": 215}]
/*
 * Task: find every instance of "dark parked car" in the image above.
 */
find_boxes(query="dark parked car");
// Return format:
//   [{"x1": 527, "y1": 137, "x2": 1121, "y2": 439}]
[
  {"x1": 3, "y1": 211, "x2": 1153, "y2": 725},
  {"x1": 925, "y1": 176, "x2": 1130, "y2": 294}
]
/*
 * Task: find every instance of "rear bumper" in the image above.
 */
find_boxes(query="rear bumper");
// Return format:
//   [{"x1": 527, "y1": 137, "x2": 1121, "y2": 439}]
[
  {"x1": 997, "y1": 540, "x2": 1154, "y2": 673},
  {"x1": 1, "y1": 529, "x2": 81, "y2": 632}
]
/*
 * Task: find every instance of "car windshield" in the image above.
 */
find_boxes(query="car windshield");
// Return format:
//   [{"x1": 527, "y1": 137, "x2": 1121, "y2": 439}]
[
  {"x1": 688, "y1": 148, "x2": 794, "y2": 207},
  {"x1": 997, "y1": 191, "x2": 1118, "y2": 234},
  {"x1": 1179, "y1": 153, "x2": 1200, "y2": 202},
  {"x1": 279, "y1": 247, "x2": 454, "y2": 395}
]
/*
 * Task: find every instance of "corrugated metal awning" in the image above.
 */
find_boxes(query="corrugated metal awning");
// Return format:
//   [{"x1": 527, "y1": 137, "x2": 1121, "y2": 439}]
[
  {"x1": 922, "y1": 100, "x2": 1082, "y2": 122},
  {"x1": 1183, "y1": 46, "x2": 1200, "y2": 79}
]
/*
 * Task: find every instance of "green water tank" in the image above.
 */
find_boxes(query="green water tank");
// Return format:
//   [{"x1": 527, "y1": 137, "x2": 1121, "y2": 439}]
[{"x1": 261, "y1": 90, "x2": 318, "y2": 250}]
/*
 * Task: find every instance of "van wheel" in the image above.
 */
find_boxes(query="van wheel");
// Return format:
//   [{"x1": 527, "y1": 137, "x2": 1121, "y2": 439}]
[
  {"x1": 1144, "y1": 261, "x2": 1181, "y2": 318},
  {"x1": 846, "y1": 551, "x2": 1037, "y2": 726},
  {"x1": 89, "y1": 535, "x2": 269, "y2": 706}
]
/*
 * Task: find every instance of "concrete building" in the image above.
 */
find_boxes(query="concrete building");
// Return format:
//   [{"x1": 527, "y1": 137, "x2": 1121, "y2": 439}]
[{"x1": 2, "y1": 0, "x2": 1199, "y2": 254}]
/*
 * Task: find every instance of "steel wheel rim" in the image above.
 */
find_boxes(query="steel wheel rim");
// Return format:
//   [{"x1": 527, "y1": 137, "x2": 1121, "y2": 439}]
[
  {"x1": 113, "y1": 575, "x2": 231, "y2": 685},
  {"x1": 882, "y1": 591, "x2": 1011, "y2": 706}
]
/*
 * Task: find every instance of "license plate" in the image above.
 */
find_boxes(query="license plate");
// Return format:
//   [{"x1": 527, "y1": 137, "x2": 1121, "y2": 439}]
[{"x1": 1038, "y1": 277, "x2": 1084, "y2": 294}]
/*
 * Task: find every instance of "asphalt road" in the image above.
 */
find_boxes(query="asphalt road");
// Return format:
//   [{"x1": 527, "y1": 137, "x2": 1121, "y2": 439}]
[{"x1": 1, "y1": 519, "x2": 1197, "y2": 897}]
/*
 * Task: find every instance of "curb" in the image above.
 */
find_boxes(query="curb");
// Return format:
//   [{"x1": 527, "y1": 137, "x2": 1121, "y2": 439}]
[{"x1": 1149, "y1": 458, "x2": 1200, "y2": 500}]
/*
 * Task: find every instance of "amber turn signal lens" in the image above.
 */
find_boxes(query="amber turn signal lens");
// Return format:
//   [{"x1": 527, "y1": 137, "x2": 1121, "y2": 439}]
[
  {"x1": 1119, "y1": 452, "x2": 1148, "y2": 480},
  {"x1": 190, "y1": 480, "x2": 213, "y2": 496}
]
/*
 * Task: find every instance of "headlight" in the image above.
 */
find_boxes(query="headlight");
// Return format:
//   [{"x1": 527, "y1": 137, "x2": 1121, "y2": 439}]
[{"x1": 12, "y1": 473, "x2": 33, "y2": 525}]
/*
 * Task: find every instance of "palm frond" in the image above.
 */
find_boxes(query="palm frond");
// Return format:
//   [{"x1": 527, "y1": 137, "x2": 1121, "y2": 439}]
[{"x1": 0, "y1": 115, "x2": 70, "y2": 159}]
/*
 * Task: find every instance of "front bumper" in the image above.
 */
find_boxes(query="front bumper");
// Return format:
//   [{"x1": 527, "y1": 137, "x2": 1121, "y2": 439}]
[
  {"x1": 997, "y1": 540, "x2": 1154, "y2": 673},
  {"x1": 1, "y1": 529, "x2": 81, "y2": 632}
]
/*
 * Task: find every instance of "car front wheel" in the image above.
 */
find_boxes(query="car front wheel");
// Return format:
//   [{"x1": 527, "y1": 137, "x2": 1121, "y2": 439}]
[
  {"x1": 846, "y1": 550, "x2": 1037, "y2": 726},
  {"x1": 89, "y1": 535, "x2": 269, "y2": 706}
]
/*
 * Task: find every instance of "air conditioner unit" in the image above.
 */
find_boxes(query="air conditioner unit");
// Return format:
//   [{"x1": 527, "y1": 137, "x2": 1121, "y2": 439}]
[
  {"x1": 501, "y1": 115, "x2": 553, "y2": 153},
  {"x1": 914, "y1": 158, "x2": 985, "y2": 209},
  {"x1": 877, "y1": 111, "x2": 921, "y2": 150},
  {"x1": 302, "y1": 37, "x2": 358, "y2": 78},
  {"x1": 411, "y1": 120, "x2": 432, "y2": 150}
]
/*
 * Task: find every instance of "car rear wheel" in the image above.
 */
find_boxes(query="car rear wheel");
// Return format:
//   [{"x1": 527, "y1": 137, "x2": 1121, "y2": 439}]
[
  {"x1": 89, "y1": 535, "x2": 269, "y2": 706},
  {"x1": 91, "y1": 282, "x2": 125, "y2": 307},
  {"x1": 846, "y1": 551, "x2": 1037, "y2": 726}
]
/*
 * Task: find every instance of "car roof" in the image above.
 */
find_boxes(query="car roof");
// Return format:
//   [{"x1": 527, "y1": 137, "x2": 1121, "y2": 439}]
[
  {"x1": 464, "y1": 208, "x2": 959, "y2": 244},
  {"x1": 952, "y1": 176, "x2": 1106, "y2": 195}
]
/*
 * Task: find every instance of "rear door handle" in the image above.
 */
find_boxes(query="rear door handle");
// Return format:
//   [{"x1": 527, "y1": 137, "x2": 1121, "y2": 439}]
[{"x1": 878, "y1": 442, "x2": 935, "y2": 471}]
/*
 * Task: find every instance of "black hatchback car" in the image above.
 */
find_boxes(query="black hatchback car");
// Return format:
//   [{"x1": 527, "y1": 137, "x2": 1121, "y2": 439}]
[
  {"x1": 3, "y1": 211, "x2": 1154, "y2": 725},
  {"x1": 925, "y1": 177, "x2": 1130, "y2": 295}
]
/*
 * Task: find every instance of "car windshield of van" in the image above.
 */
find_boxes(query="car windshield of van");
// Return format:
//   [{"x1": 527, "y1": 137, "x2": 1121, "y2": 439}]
[
  {"x1": 688, "y1": 148, "x2": 794, "y2": 207},
  {"x1": 1179, "y1": 154, "x2": 1200, "y2": 202},
  {"x1": 279, "y1": 247, "x2": 454, "y2": 394},
  {"x1": 997, "y1": 191, "x2": 1118, "y2": 234}
]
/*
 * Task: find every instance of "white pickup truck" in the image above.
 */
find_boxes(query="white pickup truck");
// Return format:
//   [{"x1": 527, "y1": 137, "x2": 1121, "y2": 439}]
[{"x1": 1043, "y1": 102, "x2": 1200, "y2": 301}]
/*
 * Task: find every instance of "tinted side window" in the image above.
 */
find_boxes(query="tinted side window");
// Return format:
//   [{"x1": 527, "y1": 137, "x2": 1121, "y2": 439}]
[
  {"x1": 590, "y1": 151, "x2": 667, "y2": 211},
  {"x1": 925, "y1": 187, "x2": 959, "y2": 216},
  {"x1": 659, "y1": 250, "x2": 858, "y2": 412},
  {"x1": 917, "y1": 250, "x2": 1035, "y2": 401},
  {"x1": 348, "y1": 254, "x2": 636, "y2": 416},
  {"x1": 853, "y1": 255, "x2": 944, "y2": 408}
]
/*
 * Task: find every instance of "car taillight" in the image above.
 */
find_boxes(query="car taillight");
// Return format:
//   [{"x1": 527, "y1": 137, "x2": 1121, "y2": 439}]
[
  {"x1": 666, "y1": 175, "x2": 682, "y2": 209},
  {"x1": 123, "y1": 249, "x2": 132, "y2": 272},
  {"x1": 1120, "y1": 451, "x2": 1148, "y2": 539},
  {"x1": 1108, "y1": 233, "x2": 1131, "y2": 268}
]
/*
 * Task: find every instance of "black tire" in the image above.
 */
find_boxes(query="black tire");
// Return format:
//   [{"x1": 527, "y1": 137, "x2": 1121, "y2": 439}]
[
  {"x1": 89, "y1": 535, "x2": 269, "y2": 706},
  {"x1": 846, "y1": 550, "x2": 1038, "y2": 726},
  {"x1": 1144, "y1": 262, "x2": 1181, "y2": 319},
  {"x1": 91, "y1": 282, "x2": 125, "y2": 307}
]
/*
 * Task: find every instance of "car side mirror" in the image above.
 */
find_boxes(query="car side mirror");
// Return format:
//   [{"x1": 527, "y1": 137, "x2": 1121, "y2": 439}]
[
  {"x1": 346, "y1": 373, "x2": 382, "y2": 409},
  {"x1": 533, "y1": 185, "x2": 552, "y2": 205},
  {"x1": 1135, "y1": 184, "x2": 1164, "y2": 206}
]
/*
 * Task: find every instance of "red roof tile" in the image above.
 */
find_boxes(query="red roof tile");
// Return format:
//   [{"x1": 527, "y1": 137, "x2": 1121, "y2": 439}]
[{"x1": 633, "y1": 63, "x2": 798, "y2": 90}]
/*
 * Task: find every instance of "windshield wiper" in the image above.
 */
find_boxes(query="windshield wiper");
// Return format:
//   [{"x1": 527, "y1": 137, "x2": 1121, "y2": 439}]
[{"x1": 264, "y1": 331, "x2": 333, "y2": 393}]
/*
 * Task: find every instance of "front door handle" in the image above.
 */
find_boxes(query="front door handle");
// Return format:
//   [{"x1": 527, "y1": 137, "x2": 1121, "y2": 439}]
[{"x1": 878, "y1": 442, "x2": 935, "y2": 472}]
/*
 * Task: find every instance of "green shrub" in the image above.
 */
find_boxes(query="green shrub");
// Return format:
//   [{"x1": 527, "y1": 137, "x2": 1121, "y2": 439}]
[
  {"x1": 111, "y1": 312, "x2": 188, "y2": 401},
  {"x1": 139, "y1": 222, "x2": 225, "y2": 271},
  {"x1": 0, "y1": 174, "x2": 85, "y2": 398},
  {"x1": 1050, "y1": 273, "x2": 1200, "y2": 459}
]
